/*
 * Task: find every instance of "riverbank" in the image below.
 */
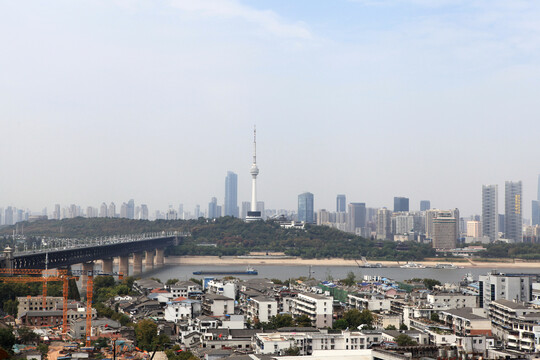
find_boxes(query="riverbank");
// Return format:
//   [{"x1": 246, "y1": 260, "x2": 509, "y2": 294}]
[{"x1": 164, "y1": 256, "x2": 540, "y2": 269}]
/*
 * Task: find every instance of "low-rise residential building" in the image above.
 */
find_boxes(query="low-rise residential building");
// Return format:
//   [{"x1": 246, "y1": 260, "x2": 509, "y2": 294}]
[
  {"x1": 348, "y1": 294, "x2": 391, "y2": 312},
  {"x1": 253, "y1": 330, "x2": 381, "y2": 356},
  {"x1": 488, "y1": 299, "x2": 540, "y2": 342},
  {"x1": 68, "y1": 318, "x2": 120, "y2": 339},
  {"x1": 478, "y1": 272, "x2": 539, "y2": 308},
  {"x1": 426, "y1": 292, "x2": 477, "y2": 309},
  {"x1": 164, "y1": 297, "x2": 201, "y2": 323},
  {"x1": 168, "y1": 281, "x2": 203, "y2": 298},
  {"x1": 246, "y1": 296, "x2": 278, "y2": 323},
  {"x1": 440, "y1": 308, "x2": 492, "y2": 336},
  {"x1": 202, "y1": 294, "x2": 235, "y2": 316},
  {"x1": 284, "y1": 293, "x2": 333, "y2": 328},
  {"x1": 373, "y1": 313, "x2": 401, "y2": 330}
]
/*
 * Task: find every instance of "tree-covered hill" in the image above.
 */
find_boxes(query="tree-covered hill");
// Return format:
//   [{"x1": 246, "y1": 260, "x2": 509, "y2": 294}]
[
  {"x1": 1, "y1": 217, "x2": 436, "y2": 260},
  {"x1": 171, "y1": 217, "x2": 435, "y2": 260}
]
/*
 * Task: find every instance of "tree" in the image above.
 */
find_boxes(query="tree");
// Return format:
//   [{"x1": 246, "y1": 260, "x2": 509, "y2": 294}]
[
  {"x1": 399, "y1": 323, "x2": 408, "y2": 330},
  {"x1": 295, "y1": 315, "x2": 313, "y2": 328},
  {"x1": 37, "y1": 343, "x2": 49, "y2": 360},
  {"x1": 272, "y1": 314, "x2": 295, "y2": 329},
  {"x1": 166, "y1": 279, "x2": 179, "y2": 286},
  {"x1": 165, "y1": 346, "x2": 198, "y2": 360},
  {"x1": 135, "y1": 319, "x2": 158, "y2": 351},
  {"x1": 341, "y1": 271, "x2": 356, "y2": 286},
  {"x1": 431, "y1": 313, "x2": 440, "y2": 322},
  {"x1": 93, "y1": 337, "x2": 109, "y2": 349},
  {"x1": 0, "y1": 328, "x2": 15, "y2": 353},
  {"x1": 343, "y1": 309, "x2": 373, "y2": 329},
  {"x1": 385, "y1": 325, "x2": 397, "y2": 330},
  {"x1": 3, "y1": 299, "x2": 18, "y2": 317},
  {"x1": 333, "y1": 319, "x2": 348, "y2": 330},
  {"x1": 284, "y1": 346, "x2": 300, "y2": 356},
  {"x1": 395, "y1": 334, "x2": 417, "y2": 346},
  {"x1": 423, "y1": 278, "x2": 441, "y2": 290},
  {"x1": 17, "y1": 327, "x2": 40, "y2": 344}
]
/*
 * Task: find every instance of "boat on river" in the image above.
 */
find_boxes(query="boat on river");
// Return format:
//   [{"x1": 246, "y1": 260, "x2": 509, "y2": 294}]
[
  {"x1": 193, "y1": 266, "x2": 258, "y2": 276},
  {"x1": 400, "y1": 262, "x2": 426, "y2": 269}
]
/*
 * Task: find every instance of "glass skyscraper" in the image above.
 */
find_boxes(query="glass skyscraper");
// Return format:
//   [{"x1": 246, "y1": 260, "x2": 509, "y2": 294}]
[
  {"x1": 224, "y1": 171, "x2": 239, "y2": 217},
  {"x1": 298, "y1": 192, "x2": 314, "y2": 223},
  {"x1": 505, "y1": 181, "x2": 522, "y2": 243},
  {"x1": 420, "y1": 200, "x2": 431, "y2": 211},
  {"x1": 393, "y1": 197, "x2": 409, "y2": 212},
  {"x1": 336, "y1": 194, "x2": 346, "y2": 213}
]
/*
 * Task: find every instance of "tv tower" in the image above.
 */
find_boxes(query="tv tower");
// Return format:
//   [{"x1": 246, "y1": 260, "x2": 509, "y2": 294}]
[{"x1": 246, "y1": 126, "x2": 262, "y2": 222}]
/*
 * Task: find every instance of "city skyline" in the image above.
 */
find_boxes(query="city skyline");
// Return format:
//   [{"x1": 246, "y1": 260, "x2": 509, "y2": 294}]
[
  {"x1": 2, "y1": 174, "x2": 540, "y2": 221},
  {"x1": 1, "y1": 1, "x2": 540, "y2": 217}
]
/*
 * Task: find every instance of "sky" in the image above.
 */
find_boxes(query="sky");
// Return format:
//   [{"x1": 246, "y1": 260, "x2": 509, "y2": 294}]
[{"x1": 0, "y1": 0, "x2": 539, "y2": 218}]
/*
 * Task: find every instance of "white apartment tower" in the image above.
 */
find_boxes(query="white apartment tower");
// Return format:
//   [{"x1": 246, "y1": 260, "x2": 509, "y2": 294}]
[{"x1": 482, "y1": 185, "x2": 498, "y2": 242}]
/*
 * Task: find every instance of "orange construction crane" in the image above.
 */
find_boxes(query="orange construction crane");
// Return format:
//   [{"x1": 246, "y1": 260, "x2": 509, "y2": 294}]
[
  {"x1": 0, "y1": 268, "x2": 77, "y2": 335},
  {"x1": 70, "y1": 269, "x2": 124, "y2": 348}
]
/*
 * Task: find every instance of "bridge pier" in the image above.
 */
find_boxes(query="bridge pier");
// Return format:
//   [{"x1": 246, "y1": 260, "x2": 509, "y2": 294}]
[
  {"x1": 119, "y1": 256, "x2": 129, "y2": 276},
  {"x1": 101, "y1": 258, "x2": 113, "y2": 274},
  {"x1": 133, "y1": 253, "x2": 143, "y2": 276},
  {"x1": 145, "y1": 250, "x2": 154, "y2": 271},
  {"x1": 155, "y1": 248, "x2": 164, "y2": 268},
  {"x1": 81, "y1": 262, "x2": 93, "y2": 296}
]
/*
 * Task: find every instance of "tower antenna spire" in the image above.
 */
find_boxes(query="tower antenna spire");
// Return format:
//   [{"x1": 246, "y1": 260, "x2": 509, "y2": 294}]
[{"x1": 253, "y1": 125, "x2": 257, "y2": 165}]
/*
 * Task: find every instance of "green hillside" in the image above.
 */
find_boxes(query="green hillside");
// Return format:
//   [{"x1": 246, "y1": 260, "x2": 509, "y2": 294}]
[{"x1": 1, "y1": 217, "x2": 435, "y2": 260}]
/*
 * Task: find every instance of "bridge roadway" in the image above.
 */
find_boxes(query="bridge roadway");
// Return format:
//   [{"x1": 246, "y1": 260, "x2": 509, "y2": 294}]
[{"x1": 1, "y1": 232, "x2": 189, "y2": 278}]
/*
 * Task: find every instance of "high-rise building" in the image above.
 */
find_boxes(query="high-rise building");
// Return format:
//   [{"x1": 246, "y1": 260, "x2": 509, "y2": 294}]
[
  {"x1": 348, "y1": 203, "x2": 366, "y2": 235},
  {"x1": 4, "y1": 207, "x2": 14, "y2": 225},
  {"x1": 298, "y1": 192, "x2": 314, "y2": 223},
  {"x1": 393, "y1": 197, "x2": 409, "y2": 212},
  {"x1": 140, "y1": 204, "x2": 149, "y2": 220},
  {"x1": 108, "y1": 202, "x2": 116, "y2": 218},
  {"x1": 420, "y1": 200, "x2": 431, "y2": 212},
  {"x1": 425, "y1": 209, "x2": 438, "y2": 239},
  {"x1": 317, "y1": 209, "x2": 330, "y2": 225},
  {"x1": 120, "y1": 203, "x2": 128, "y2": 218},
  {"x1": 505, "y1": 181, "x2": 523, "y2": 242},
  {"x1": 532, "y1": 200, "x2": 540, "y2": 226},
  {"x1": 246, "y1": 127, "x2": 262, "y2": 222},
  {"x1": 241, "y1": 201, "x2": 250, "y2": 219},
  {"x1": 482, "y1": 185, "x2": 498, "y2": 243},
  {"x1": 466, "y1": 221, "x2": 481, "y2": 238},
  {"x1": 178, "y1": 204, "x2": 184, "y2": 220},
  {"x1": 53, "y1": 204, "x2": 61, "y2": 220},
  {"x1": 127, "y1": 199, "x2": 135, "y2": 219},
  {"x1": 432, "y1": 210, "x2": 457, "y2": 249},
  {"x1": 257, "y1": 201, "x2": 265, "y2": 220},
  {"x1": 224, "y1": 171, "x2": 239, "y2": 217},
  {"x1": 376, "y1": 208, "x2": 392, "y2": 240},
  {"x1": 498, "y1": 214, "x2": 505, "y2": 234},
  {"x1": 336, "y1": 195, "x2": 346, "y2": 213},
  {"x1": 99, "y1": 203, "x2": 108, "y2": 218},
  {"x1": 208, "y1": 197, "x2": 218, "y2": 219}
]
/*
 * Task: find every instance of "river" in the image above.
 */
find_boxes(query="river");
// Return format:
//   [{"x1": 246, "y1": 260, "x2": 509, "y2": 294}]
[{"x1": 94, "y1": 263, "x2": 540, "y2": 284}]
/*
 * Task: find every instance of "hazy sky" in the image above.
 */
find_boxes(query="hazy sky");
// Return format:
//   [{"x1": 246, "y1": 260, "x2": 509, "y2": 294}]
[{"x1": 1, "y1": 0, "x2": 539, "y2": 217}]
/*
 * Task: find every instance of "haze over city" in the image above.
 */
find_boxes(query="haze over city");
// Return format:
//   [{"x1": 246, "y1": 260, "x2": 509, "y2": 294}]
[{"x1": 1, "y1": 0, "x2": 539, "y2": 217}]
